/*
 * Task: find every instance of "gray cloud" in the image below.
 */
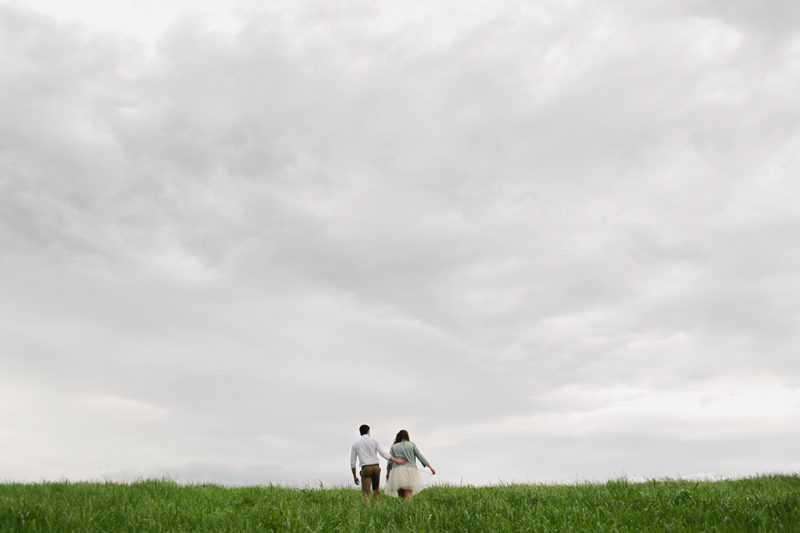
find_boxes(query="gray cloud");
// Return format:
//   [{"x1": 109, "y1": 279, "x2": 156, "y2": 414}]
[{"x1": 1, "y1": 0, "x2": 799, "y2": 485}]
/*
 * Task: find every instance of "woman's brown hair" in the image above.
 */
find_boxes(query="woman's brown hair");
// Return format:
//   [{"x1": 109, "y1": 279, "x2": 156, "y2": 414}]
[{"x1": 394, "y1": 429, "x2": 410, "y2": 443}]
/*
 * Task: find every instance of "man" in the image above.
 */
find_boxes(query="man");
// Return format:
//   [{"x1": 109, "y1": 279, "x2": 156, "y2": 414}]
[{"x1": 350, "y1": 424, "x2": 406, "y2": 503}]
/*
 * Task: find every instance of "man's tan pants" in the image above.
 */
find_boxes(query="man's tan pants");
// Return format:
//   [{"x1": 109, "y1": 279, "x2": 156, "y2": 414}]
[{"x1": 360, "y1": 464, "x2": 381, "y2": 502}]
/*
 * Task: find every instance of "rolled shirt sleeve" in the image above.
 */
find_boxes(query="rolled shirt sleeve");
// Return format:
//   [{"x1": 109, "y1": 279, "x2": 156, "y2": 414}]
[{"x1": 350, "y1": 444, "x2": 358, "y2": 469}]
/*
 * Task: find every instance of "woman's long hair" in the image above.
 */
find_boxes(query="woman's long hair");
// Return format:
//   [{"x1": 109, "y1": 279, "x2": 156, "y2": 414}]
[{"x1": 394, "y1": 429, "x2": 410, "y2": 444}]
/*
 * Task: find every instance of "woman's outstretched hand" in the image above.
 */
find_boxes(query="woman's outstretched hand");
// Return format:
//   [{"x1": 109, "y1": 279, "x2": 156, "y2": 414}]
[{"x1": 429, "y1": 466, "x2": 436, "y2": 475}]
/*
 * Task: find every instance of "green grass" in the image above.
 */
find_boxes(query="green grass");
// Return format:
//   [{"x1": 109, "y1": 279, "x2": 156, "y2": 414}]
[{"x1": 2, "y1": 475, "x2": 799, "y2": 532}]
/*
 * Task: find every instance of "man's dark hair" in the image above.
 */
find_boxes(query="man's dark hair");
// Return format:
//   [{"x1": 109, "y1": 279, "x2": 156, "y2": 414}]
[{"x1": 359, "y1": 424, "x2": 370, "y2": 435}]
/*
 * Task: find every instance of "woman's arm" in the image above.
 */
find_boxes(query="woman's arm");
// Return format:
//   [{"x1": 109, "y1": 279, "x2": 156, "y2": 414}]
[
  {"x1": 413, "y1": 443, "x2": 435, "y2": 473},
  {"x1": 413, "y1": 443, "x2": 429, "y2": 468}
]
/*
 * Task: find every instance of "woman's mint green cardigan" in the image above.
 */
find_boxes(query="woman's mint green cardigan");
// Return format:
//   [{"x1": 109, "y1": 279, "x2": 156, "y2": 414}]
[{"x1": 387, "y1": 440, "x2": 429, "y2": 471}]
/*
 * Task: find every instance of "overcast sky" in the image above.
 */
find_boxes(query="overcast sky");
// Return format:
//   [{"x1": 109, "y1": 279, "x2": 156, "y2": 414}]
[{"x1": 1, "y1": 0, "x2": 799, "y2": 487}]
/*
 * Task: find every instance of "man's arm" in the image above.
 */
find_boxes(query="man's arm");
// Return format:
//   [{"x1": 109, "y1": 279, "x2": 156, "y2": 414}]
[{"x1": 350, "y1": 446, "x2": 360, "y2": 485}]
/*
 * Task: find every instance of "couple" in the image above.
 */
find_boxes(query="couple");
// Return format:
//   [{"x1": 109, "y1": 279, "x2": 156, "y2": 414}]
[{"x1": 350, "y1": 424, "x2": 435, "y2": 503}]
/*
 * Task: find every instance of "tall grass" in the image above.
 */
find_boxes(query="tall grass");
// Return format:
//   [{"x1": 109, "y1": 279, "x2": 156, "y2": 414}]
[{"x1": 2, "y1": 474, "x2": 799, "y2": 531}]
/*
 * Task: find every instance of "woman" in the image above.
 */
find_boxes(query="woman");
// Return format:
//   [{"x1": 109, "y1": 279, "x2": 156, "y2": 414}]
[{"x1": 385, "y1": 429, "x2": 436, "y2": 500}]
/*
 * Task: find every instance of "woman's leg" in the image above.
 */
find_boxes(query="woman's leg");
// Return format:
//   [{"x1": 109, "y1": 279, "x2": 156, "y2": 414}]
[
  {"x1": 403, "y1": 489, "x2": 413, "y2": 500},
  {"x1": 397, "y1": 488, "x2": 405, "y2": 499}
]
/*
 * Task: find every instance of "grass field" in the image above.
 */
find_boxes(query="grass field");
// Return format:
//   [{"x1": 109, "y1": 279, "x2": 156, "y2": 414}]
[{"x1": 2, "y1": 474, "x2": 799, "y2": 532}]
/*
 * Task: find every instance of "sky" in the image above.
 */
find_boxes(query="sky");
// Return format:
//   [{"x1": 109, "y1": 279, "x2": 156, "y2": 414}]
[{"x1": 1, "y1": 0, "x2": 799, "y2": 487}]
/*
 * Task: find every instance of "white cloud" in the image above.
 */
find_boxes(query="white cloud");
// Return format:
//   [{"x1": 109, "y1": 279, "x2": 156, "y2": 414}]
[{"x1": 1, "y1": 0, "x2": 799, "y2": 485}]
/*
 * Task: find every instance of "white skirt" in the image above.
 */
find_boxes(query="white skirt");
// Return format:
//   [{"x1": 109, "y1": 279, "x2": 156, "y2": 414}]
[{"x1": 384, "y1": 467, "x2": 433, "y2": 497}]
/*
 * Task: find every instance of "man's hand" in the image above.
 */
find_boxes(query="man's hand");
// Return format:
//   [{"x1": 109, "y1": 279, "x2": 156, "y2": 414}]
[
  {"x1": 391, "y1": 457, "x2": 407, "y2": 465},
  {"x1": 354, "y1": 477, "x2": 360, "y2": 485}
]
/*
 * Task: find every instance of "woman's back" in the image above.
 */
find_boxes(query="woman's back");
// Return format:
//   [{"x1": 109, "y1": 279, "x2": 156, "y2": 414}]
[{"x1": 390, "y1": 440, "x2": 429, "y2": 468}]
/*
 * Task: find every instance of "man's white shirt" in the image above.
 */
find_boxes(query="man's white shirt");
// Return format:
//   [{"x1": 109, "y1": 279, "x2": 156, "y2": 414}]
[{"x1": 350, "y1": 434, "x2": 392, "y2": 468}]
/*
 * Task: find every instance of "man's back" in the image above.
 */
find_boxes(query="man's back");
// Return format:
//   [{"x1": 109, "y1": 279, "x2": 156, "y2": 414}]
[{"x1": 350, "y1": 434, "x2": 390, "y2": 467}]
